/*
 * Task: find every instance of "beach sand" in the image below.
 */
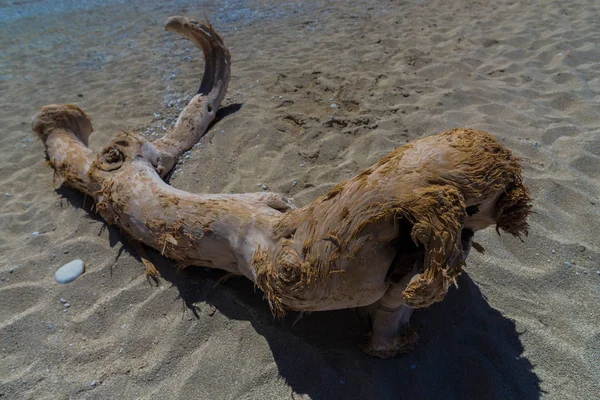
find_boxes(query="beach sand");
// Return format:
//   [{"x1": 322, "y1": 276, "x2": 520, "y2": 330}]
[{"x1": 1, "y1": 0, "x2": 599, "y2": 398}]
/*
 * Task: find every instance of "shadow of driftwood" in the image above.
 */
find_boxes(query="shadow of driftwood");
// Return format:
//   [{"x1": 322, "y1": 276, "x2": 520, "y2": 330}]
[
  {"x1": 149, "y1": 250, "x2": 541, "y2": 400},
  {"x1": 55, "y1": 179, "x2": 540, "y2": 400}
]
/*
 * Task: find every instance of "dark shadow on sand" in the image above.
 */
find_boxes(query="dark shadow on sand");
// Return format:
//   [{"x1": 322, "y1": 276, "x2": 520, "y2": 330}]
[{"x1": 149, "y1": 248, "x2": 541, "y2": 400}]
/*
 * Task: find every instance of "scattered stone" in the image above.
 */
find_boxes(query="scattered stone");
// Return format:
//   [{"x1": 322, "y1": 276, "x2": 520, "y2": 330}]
[
  {"x1": 90, "y1": 380, "x2": 97, "y2": 387},
  {"x1": 64, "y1": 303, "x2": 70, "y2": 308},
  {"x1": 119, "y1": 347, "x2": 124, "y2": 354},
  {"x1": 25, "y1": 203, "x2": 31, "y2": 208},
  {"x1": 410, "y1": 364, "x2": 417, "y2": 370},
  {"x1": 292, "y1": 180, "x2": 297, "y2": 187},
  {"x1": 32, "y1": 231, "x2": 40, "y2": 237},
  {"x1": 262, "y1": 184, "x2": 268, "y2": 190},
  {"x1": 4, "y1": 193, "x2": 10, "y2": 198},
  {"x1": 564, "y1": 261, "x2": 572, "y2": 268},
  {"x1": 9, "y1": 268, "x2": 14, "y2": 273},
  {"x1": 184, "y1": 155, "x2": 191, "y2": 159},
  {"x1": 300, "y1": 163, "x2": 305, "y2": 167},
  {"x1": 279, "y1": 96, "x2": 283, "y2": 99},
  {"x1": 330, "y1": 103, "x2": 338, "y2": 109},
  {"x1": 551, "y1": 249, "x2": 556, "y2": 254},
  {"x1": 60, "y1": 298, "x2": 67, "y2": 303},
  {"x1": 55, "y1": 259, "x2": 85, "y2": 284},
  {"x1": 596, "y1": 270, "x2": 600, "y2": 275}
]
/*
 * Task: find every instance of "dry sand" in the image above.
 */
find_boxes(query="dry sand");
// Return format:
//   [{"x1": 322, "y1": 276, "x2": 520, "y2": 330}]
[{"x1": 1, "y1": 0, "x2": 599, "y2": 398}]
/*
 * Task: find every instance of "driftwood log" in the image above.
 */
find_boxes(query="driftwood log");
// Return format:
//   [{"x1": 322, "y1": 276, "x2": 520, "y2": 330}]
[{"x1": 32, "y1": 16, "x2": 532, "y2": 358}]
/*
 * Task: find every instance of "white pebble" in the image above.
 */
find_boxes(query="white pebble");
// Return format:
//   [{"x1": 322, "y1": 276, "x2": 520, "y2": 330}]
[
  {"x1": 262, "y1": 184, "x2": 268, "y2": 190},
  {"x1": 119, "y1": 347, "x2": 124, "y2": 354},
  {"x1": 64, "y1": 303, "x2": 70, "y2": 308},
  {"x1": 32, "y1": 231, "x2": 40, "y2": 237},
  {"x1": 279, "y1": 96, "x2": 283, "y2": 99},
  {"x1": 564, "y1": 261, "x2": 572, "y2": 268},
  {"x1": 9, "y1": 268, "x2": 14, "y2": 273},
  {"x1": 55, "y1": 259, "x2": 85, "y2": 284},
  {"x1": 551, "y1": 249, "x2": 556, "y2": 254},
  {"x1": 292, "y1": 180, "x2": 297, "y2": 187},
  {"x1": 90, "y1": 380, "x2": 97, "y2": 386},
  {"x1": 330, "y1": 103, "x2": 338, "y2": 108},
  {"x1": 4, "y1": 193, "x2": 10, "y2": 198}
]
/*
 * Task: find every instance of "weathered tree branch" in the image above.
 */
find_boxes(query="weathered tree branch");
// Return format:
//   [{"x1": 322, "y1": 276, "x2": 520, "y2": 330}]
[{"x1": 32, "y1": 17, "x2": 532, "y2": 358}]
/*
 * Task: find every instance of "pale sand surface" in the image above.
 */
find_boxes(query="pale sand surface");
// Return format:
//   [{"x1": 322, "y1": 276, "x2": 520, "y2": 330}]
[{"x1": 1, "y1": 0, "x2": 599, "y2": 398}]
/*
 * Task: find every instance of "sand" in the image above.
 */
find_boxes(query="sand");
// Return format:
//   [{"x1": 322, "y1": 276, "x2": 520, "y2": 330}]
[{"x1": 1, "y1": 0, "x2": 599, "y2": 398}]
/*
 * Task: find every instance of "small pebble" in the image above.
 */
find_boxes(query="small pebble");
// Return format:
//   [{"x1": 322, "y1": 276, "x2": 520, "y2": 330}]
[
  {"x1": 184, "y1": 155, "x2": 191, "y2": 159},
  {"x1": 119, "y1": 347, "x2": 124, "y2": 354},
  {"x1": 55, "y1": 259, "x2": 85, "y2": 284},
  {"x1": 279, "y1": 96, "x2": 283, "y2": 99},
  {"x1": 32, "y1": 231, "x2": 40, "y2": 237},
  {"x1": 410, "y1": 364, "x2": 417, "y2": 370},
  {"x1": 596, "y1": 270, "x2": 600, "y2": 275},
  {"x1": 64, "y1": 303, "x2": 70, "y2": 308},
  {"x1": 330, "y1": 103, "x2": 338, "y2": 109},
  {"x1": 60, "y1": 298, "x2": 67, "y2": 303},
  {"x1": 262, "y1": 184, "x2": 268, "y2": 190},
  {"x1": 564, "y1": 261, "x2": 572, "y2": 268},
  {"x1": 4, "y1": 193, "x2": 10, "y2": 198},
  {"x1": 551, "y1": 249, "x2": 556, "y2": 254},
  {"x1": 25, "y1": 203, "x2": 31, "y2": 208},
  {"x1": 300, "y1": 163, "x2": 305, "y2": 167},
  {"x1": 292, "y1": 180, "x2": 297, "y2": 187},
  {"x1": 9, "y1": 268, "x2": 14, "y2": 273},
  {"x1": 90, "y1": 380, "x2": 97, "y2": 387}
]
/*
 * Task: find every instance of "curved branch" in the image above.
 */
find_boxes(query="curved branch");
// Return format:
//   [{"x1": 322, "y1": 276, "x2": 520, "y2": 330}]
[{"x1": 152, "y1": 17, "x2": 232, "y2": 175}]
